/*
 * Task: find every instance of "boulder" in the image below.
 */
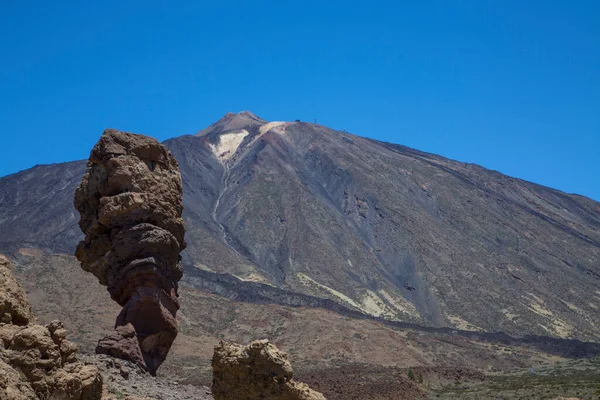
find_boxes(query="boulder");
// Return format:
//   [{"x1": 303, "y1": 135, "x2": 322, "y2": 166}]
[
  {"x1": 0, "y1": 255, "x2": 33, "y2": 326},
  {"x1": 95, "y1": 324, "x2": 145, "y2": 369},
  {"x1": 212, "y1": 340, "x2": 326, "y2": 400},
  {"x1": 0, "y1": 321, "x2": 103, "y2": 399},
  {"x1": 0, "y1": 358, "x2": 36, "y2": 399},
  {"x1": 0, "y1": 257, "x2": 103, "y2": 400}
]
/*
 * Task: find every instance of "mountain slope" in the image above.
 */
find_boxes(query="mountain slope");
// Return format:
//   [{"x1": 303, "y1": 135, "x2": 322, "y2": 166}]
[{"x1": 1, "y1": 112, "x2": 599, "y2": 342}]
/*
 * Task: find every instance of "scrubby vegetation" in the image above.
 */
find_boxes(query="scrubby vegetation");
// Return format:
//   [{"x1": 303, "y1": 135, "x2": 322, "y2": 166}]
[{"x1": 431, "y1": 357, "x2": 600, "y2": 399}]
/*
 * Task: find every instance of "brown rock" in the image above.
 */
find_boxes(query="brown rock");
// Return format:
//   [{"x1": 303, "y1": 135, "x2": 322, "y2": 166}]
[
  {"x1": 212, "y1": 340, "x2": 326, "y2": 400},
  {"x1": 0, "y1": 358, "x2": 36, "y2": 399},
  {"x1": 0, "y1": 257, "x2": 103, "y2": 400},
  {"x1": 74, "y1": 129, "x2": 185, "y2": 375},
  {"x1": 96, "y1": 324, "x2": 145, "y2": 369},
  {"x1": 0, "y1": 255, "x2": 33, "y2": 326},
  {"x1": 52, "y1": 363, "x2": 103, "y2": 400},
  {"x1": 0, "y1": 322, "x2": 103, "y2": 399}
]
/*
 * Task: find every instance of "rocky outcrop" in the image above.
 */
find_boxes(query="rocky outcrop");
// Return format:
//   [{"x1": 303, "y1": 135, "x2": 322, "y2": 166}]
[
  {"x1": 212, "y1": 340, "x2": 326, "y2": 400},
  {"x1": 0, "y1": 357, "x2": 37, "y2": 399},
  {"x1": 0, "y1": 257, "x2": 103, "y2": 399},
  {"x1": 0, "y1": 255, "x2": 32, "y2": 326},
  {"x1": 74, "y1": 129, "x2": 186, "y2": 375}
]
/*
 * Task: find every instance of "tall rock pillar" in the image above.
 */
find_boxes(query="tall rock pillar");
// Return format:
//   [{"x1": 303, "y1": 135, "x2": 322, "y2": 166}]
[{"x1": 74, "y1": 129, "x2": 185, "y2": 375}]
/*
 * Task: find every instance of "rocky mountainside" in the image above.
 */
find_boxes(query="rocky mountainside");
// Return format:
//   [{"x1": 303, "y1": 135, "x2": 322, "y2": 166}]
[{"x1": 1, "y1": 111, "x2": 599, "y2": 342}]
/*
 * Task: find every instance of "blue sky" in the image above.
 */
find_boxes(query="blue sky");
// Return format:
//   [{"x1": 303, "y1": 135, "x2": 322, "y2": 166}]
[{"x1": 1, "y1": 1, "x2": 599, "y2": 200}]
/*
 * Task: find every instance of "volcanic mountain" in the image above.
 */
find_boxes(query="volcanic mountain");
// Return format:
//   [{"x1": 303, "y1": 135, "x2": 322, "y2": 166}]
[{"x1": 1, "y1": 111, "x2": 599, "y2": 345}]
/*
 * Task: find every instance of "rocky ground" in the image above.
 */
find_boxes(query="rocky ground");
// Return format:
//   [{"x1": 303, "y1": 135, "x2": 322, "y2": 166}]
[
  {"x1": 7, "y1": 250, "x2": 600, "y2": 399},
  {"x1": 80, "y1": 354, "x2": 213, "y2": 400}
]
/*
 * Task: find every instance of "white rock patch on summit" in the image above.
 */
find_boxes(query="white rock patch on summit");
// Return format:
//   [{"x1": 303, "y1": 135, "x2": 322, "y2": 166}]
[
  {"x1": 259, "y1": 121, "x2": 286, "y2": 135},
  {"x1": 210, "y1": 130, "x2": 249, "y2": 162}
]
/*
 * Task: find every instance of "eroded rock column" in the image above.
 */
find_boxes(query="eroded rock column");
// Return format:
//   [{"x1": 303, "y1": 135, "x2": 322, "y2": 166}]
[{"x1": 74, "y1": 129, "x2": 185, "y2": 375}]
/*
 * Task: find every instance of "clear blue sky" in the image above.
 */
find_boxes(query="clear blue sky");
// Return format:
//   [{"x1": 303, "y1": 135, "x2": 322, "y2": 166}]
[{"x1": 1, "y1": 1, "x2": 599, "y2": 200}]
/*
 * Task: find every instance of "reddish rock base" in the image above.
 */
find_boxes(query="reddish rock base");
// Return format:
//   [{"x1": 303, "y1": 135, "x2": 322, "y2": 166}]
[{"x1": 97, "y1": 284, "x2": 180, "y2": 375}]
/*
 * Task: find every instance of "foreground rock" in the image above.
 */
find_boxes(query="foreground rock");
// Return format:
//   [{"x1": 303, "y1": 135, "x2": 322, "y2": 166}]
[
  {"x1": 74, "y1": 129, "x2": 186, "y2": 375},
  {"x1": 0, "y1": 255, "x2": 32, "y2": 326},
  {"x1": 212, "y1": 340, "x2": 326, "y2": 400},
  {"x1": 0, "y1": 256, "x2": 103, "y2": 399}
]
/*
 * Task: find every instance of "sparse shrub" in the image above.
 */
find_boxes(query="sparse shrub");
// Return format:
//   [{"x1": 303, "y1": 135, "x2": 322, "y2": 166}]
[{"x1": 408, "y1": 368, "x2": 416, "y2": 381}]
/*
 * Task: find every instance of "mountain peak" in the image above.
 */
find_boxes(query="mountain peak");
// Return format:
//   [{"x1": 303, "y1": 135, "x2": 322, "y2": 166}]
[
  {"x1": 237, "y1": 110, "x2": 264, "y2": 120},
  {"x1": 196, "y1": 111, "x2": 267, "y2": 137}
]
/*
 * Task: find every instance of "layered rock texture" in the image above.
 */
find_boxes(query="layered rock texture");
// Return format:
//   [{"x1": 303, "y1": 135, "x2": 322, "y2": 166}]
[
  {"x1": 0, "y1": 256, "x2": 103, "y2": 399},
  {"x1": 212, "y1": 340, "x2": 326, "y2": 400},
  {"x1": 73, "y1": 129, "x2": 186, "y2": 375},
  {"x1": 0, "y1": 255, "x2": 32, "y2": 326}
]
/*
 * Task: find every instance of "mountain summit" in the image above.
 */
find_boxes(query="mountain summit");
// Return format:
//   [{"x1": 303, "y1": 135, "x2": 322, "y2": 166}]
[
  {"x1": 196, "y1": 111, "x2": 267, "y2": 137},
  {"x1": 0, "y1": 114, "x2": 599, "y2": 342}
]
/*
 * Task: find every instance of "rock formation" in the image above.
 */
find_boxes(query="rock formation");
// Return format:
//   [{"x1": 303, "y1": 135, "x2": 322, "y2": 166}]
[
  {"x1": 74, "y1": 129, "x2": 186, "y2": 375},
  {"x1": 0, "y1": 255, "x2": 32, "y2": 326},
  {"x1": 212, "y1": 339, "x2": 326, "y2": 400},
  {"x1": 0, "y1": 255, "x2": 103, "y2": 399}
]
